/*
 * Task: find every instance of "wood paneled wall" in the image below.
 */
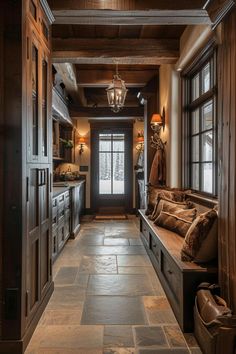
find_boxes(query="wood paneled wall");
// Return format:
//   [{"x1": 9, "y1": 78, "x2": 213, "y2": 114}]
[{"x1": 218, "y1": 8, "x2": 236, "y2": 310}]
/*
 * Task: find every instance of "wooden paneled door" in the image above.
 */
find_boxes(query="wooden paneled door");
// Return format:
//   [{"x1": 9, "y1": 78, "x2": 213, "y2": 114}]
[
  {"x1": 26, "y1": 165, "x2": 52, "y2": 323},
  {"x1": 91, "y1": 121, "x2": 133, "y2": 214}
]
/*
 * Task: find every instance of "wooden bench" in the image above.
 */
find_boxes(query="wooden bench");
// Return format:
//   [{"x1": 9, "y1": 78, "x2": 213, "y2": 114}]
[{"x1": 139, "y1": 196, "x2": 218, "y2": 332}]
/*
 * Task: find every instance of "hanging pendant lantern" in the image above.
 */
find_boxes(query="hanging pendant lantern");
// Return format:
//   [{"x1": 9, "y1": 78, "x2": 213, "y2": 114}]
[{"x1": 106, "y1": 64, "x2": 128, "y2": 113}]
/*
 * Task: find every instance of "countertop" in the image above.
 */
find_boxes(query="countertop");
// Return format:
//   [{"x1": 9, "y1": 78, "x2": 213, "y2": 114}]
[{"x1": 53, "y1": 180, "x2": 85, "y2": 198}]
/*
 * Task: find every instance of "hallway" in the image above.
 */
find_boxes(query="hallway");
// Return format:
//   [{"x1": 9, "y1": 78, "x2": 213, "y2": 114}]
[{"x1": 26, "y1": 217, "x2": 201, "y2": 354}]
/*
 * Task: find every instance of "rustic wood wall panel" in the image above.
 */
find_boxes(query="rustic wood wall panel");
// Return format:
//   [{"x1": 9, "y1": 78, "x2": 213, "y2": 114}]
[{"x1": 218, "y1": 8, "x2": 236, "y2": 310}]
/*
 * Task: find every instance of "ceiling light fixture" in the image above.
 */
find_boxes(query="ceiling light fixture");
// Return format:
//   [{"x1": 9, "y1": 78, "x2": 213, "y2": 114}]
[{"x1": 106, "y1": 63, "x2": 128, "y2": 113}]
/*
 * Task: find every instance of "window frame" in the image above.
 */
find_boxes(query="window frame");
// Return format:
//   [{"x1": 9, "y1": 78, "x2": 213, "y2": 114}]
[{"x1": 182, "y1": 41, "x2": 218, "y2": 197}]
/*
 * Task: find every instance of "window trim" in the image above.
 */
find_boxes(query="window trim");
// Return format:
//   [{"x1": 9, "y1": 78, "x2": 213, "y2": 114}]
[{"x1": 182, "y1": 41, "x2": 218, "y2": 198}]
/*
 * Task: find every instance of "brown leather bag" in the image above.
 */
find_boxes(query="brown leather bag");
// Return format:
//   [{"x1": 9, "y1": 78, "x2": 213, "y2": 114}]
[{"x1": 194, "y1": 283, "x2": 236, "y2": 354}]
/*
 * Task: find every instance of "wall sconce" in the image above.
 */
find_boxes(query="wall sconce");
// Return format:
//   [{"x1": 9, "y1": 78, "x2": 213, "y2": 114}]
[
  {"x1": 150, "y1": 108, "x2": 165, "y2": 133},
  {"x1": 78, "y1": 137, "x2": 86, "y2": 155}
]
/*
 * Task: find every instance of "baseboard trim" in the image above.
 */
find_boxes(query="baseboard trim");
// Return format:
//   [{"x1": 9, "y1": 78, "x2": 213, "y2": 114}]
[
  {"x1": 0, "y1": 282, "x2": 54, "y2": 354},
  {"x1": 70, "y1": 223, "x2": 81, "y2": 239}
]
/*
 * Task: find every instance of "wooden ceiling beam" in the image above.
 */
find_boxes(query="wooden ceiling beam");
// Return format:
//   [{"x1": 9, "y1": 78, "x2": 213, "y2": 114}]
[
  {"x1": 52, "y1": 38, "x2": 179, "y2": 65},
  {"x1": 51, "y1": 9, "x2": 211, "y2": 26},
  {"x1": 70, "y1": 105, "x2": 144, "y2": 118},
  {"x1": 76, "y1": 69, "x2": 157, "y2": 87},
  {"x1": 53, "y1": 63, "x2": 87, "y2": 106},
  {"x1": 48, "y1": 0, "x2": 206, "y2": 11}
]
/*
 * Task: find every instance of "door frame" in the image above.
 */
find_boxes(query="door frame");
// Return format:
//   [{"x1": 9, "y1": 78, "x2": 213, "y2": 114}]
[{"x1": 90, "y1": 120, "x2": 134, "y2": 213}]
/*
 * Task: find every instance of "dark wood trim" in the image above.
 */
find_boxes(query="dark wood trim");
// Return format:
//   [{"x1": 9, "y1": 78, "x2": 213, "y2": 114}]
[
  {"x1": 217, "y1": 8, "x2": 236, "y2": 310},
  {"x1": 205, "y1": 0, "x2": 235, "y2": 28},
  {"x1": 70, "y1": 106, "x2": 143, "y2": 119}
]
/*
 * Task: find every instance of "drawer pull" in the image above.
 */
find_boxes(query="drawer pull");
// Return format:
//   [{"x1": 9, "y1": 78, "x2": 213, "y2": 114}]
[
  {"x1": 167, "y1": 269, "x2": 173, "y2": 275},
  {"x1": 153, "y1": 244, "x2": 157, "y2": 248}
]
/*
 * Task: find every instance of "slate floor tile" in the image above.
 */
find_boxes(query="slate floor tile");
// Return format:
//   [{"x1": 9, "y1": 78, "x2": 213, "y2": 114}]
[
  {"x1": 81, "y1": 296, "x2": 147, "y2": 325},
  {"x1": 54, "y1": 267, "x2": 79, "y2": 285},
  {"x1": 87, "y1": 274, "x2": 155, "y2": 296},
  {"x1": 47, "y1": 286, "x2": 85, "y2": 310},
  {"x1": 104, "y1": 326, "x2": 134, "y2": 347},
  {"x1": 117, "y1": 255, "x2": 152, "y2": 267},
  {"x1": 83, "y1": 246, "x2": 146, "y2": 255},
  {"x1": 104, "y1": 238, "x2": 130, "y2": 246},
  {"x1": 33, "y1": 325, "x2": 103, "y2": 349},
  {"x1": 39, "y1": 309, "x2": 83, "y2": 326},
  {"x1": 79, "y1": 255, "x2": 117, "y2": 274},
  {"x1": 103, "y1": 348, "x2": 135, "y2": 354},
  {"x1": 164, "y1": 325, "x2": 187, "y2": 348},
  {"x1": 137, "y1": 349, "x2": 190, "y2": 354},
  {"x1": 143, "y1": 297, "x2": 177, "y2": 325},
  {"x1": 133, "y1": 326, "x2": 168, "y2": 348}
]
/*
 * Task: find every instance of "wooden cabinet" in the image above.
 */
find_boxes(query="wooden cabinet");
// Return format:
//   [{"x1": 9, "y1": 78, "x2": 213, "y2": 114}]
[
  {"x1": 51, "y1": 182, "x2": 85, "y2": 262},
  {"x1": 25, "y1": 0, "x2": 54, "y2": 340}
]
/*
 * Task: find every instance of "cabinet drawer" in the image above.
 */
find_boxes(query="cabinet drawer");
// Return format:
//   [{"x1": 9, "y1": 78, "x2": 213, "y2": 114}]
[
  {"x1": 52, "y1": 227, "x2": 58, "y2": 259},
  {"x1": 141, "y1": 220, "x2": 149, "y2": 244},
  {"x1": 58, "y1": 193, "x2": 65, "y2": 207},
  {"x1": 150, "y1": 234, "x2": 160, "y2": 265},
  {"x1": 58, "y1": 222, "x2": 65, "y2": 251},
  {"x1": 161, "y1": 252, "x2": 181, "y2": 304},
  {"x1": 65, "y1": 191, "x2": 70, "y2": 207},
  {"x1": 52, "y1": 214, "x2": 57, "y2": 229}
]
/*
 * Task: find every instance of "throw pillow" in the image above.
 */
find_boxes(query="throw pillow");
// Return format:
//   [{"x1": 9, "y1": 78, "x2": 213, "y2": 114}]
[
  {"x1": 154, "y1": 206, "x2": 197, "y2": 237},
  {"x1": 181, "y1": 209, "x2": 218, "y2": 263},
  {"x1": 148, "y1": 198, "x2": 193, "y2": 221}
]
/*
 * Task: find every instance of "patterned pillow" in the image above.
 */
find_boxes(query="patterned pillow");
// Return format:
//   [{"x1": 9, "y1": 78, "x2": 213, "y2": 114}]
[
  {"x1": 145, "y1": 187, "x2": 190, "y2": 216},
  {"x1": 181, "y1": 209, "x2": 218, "y2": 263},
  {"x1": 154, "y1": 205, "x2": 197, "y2": 237},
  {"x1": 148, "y1": 198, "x2": 193, "y2": 221}
]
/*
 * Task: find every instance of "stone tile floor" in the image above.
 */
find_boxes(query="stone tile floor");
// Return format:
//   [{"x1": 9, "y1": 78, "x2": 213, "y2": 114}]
[{"x1": 26, "y1": 216, "x2": 202, "y2": 354}]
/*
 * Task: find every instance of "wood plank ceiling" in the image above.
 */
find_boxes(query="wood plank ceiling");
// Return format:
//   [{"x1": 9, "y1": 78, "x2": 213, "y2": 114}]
[{"x1": 49, "y1": 0, "x2": 211, "y2": 110}]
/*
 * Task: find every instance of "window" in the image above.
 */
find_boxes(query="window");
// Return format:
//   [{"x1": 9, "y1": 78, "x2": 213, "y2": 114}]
[
  {"x1": 99, "y1": 133, "x2": 125, "y2": 195},
  {"x1": 183, "y1": 48, "x2": 217, "y2": 196}
]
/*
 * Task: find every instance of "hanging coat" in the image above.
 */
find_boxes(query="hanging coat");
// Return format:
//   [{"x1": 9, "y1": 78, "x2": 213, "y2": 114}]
[{"x1": 149, "y1": 148, "x2": 166, "y2": 186}]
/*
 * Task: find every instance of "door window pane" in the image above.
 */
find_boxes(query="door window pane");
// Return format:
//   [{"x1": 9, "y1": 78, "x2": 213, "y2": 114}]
[
  {"x1": 99, "y1": 152, "x2": 111, "y2": 194},
  {"x1": 191, "y1": 164, "x2": 199, "y2": 190},
  {"x1": 202, "y1": 131, "x2": 213, "y2": 161},
  {"x1": 113, "y1": 152, "x2": 124, "y2": 194},
  {"x1": 113, "y1": 134, "x2": 125, "y2": 152},
  {"x1": 202, "y1": 163, "x2": 213, "y2": 194},
  {"x1": 191, "y1": 136, "x2": 200, "y2": 162},
  {"x1": 99, "y1": 134, "x2": 111, "y2": 151}
]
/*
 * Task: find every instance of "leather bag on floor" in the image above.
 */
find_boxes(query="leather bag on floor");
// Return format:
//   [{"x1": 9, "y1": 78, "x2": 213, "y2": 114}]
[{"x1": 194, "y1": 283, "x2": 236, "y2": 354}]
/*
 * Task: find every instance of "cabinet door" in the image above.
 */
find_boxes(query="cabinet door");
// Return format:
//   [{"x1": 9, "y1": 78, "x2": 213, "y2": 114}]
[
  {"x1": 26, "y1": 167, "x2": 40, "y2": 321},
  {"x1": 26, "y1": 167, "x2": 52, "y2": 322},
  {"x1": 27, "y1": 28, "x2": 51, "y2": 163},
  {"x1": 39, "y1": 168, "x2": 51, "y2": 296}
]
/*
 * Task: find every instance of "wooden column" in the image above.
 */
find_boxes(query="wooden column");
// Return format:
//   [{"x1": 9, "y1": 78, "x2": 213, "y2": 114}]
[{"x1": 218, "y1": 8, "x2": 236, "y2": 310}]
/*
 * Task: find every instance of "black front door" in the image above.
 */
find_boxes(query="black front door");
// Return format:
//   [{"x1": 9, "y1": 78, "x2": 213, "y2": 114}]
[{"x1": 91, "y1": 122, "x2": 133, "y2": 213}]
